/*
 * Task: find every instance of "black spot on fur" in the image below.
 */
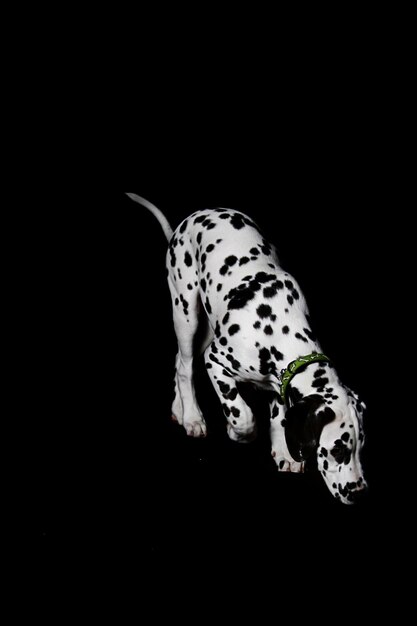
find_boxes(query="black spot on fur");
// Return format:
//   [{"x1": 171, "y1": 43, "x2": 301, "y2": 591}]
[
  {"x1": 187, "y1": 283, "x2": 193, "y2": 290},
  {"x1": 287, "y1": 295, "x2": 294, "y2": 305},
  {"x1": 257, "y1": 304, "x2": 273, "y2": 319},
  {"x1": 255, "y1": 272, "x2": 275, "y2": 283},
  {"x1": 218, "y1": 381, "x2": 230, "y2": 396},
  {"x1": 303, "y1": 328, "x2": 316, "y2": 341},
  {"x1": 219, "y1": 337, "x2": 228, "y2": 346},
  {"x1": 341, "y1": 432, "x2": 350, "y2": 442},
  {"x1": 259, "y1": 347, "x2": 271, "y2": 375},
  {"x1": 331, "y1": 439, "x2": 352, "y2": 465},
  {"x1": 239, "y1": 257, "x2": 250, "y2": 266},
  {"x1": 219, "y1": 265, "x2": 228, "y2": 275},
  {"x1": 263, "y1": 280, "x2": 284, "y2": 298},
  {"x1": 169, "y1": 246, "x2": 177, "y2": 267},
  {"x1": 223, "y1": 404, "x2": 231, "y2": 417},
  {"x1": 227, "y1": 283, "x2": 261, "y2": 310},
  {"x1": 196, "y1": 232, "x2": 202, "y2": 245},
  {"x1": 194, "y1": 215, "x2": 206, "y2": 224},
  {"x1": 264, "y1": 325, "x2": 273, "y2": 335},
  {"x1": 230, "y1": 214, "x2": 246, "y2": 230},
  {"x1": 284, "y1": 280, "x2": 294, "y2": 289},
  {"x1": 249, "y1": 280, "x2": 261, "y2": 291},
  {"x1": 184, "y1": 251, "x2": 192, "y2": 267},
  {"x1": 201, "y1": 278, "x2": 207, "y2": 292},
  {"x1": 179, "y1": 220, "x2": 188, "y2": 234},
  {"x1": 228, "y1": 388, "x2": 238, "y2": 401},
  {"x1": 312, "y1": 377, "x2": 329, "y2": 388},
  {"x1": 263, "y1": 286, "x2": 277, "y2": 298},
  {"x1": 226, "y1": 354, "x2": 241, "y2": 370},
  {"x1": 253, "y1": 321, "x2": 261, "y2": 329},
  {"x1": 205, "y1": 299, "x2": 212, "y2": 314},
  {"x1": 217, "y1": 283, "x2": 223, "y2": 292},
  {"x1": 206, "y1": 244, "x2": 215, "y2": 253},
  {"x1": 271, "y1": 346, "x2": 284, "y2": 361},
  {"x1": 222, "y1": 313, "x2": 230, "y2": 325},
  {"x1": 295, "y1": 332, "x2": 308, "y2": 342},
  {"x1": 225, "y1": 255, "x2": 238, "y2": 266},
  {"x1": 317, "y1": 406, "x2": 336, "y2": 424},
  {"x1": 282, "y1": 326, "x2": 289, "y2": 334},
  {"x1": 228, "y1": 324, "x2": 240, "y2": 336},
  {"x1": 250, "y1": 247, "x2": 259, "y2": 255},
  {"x1": 231, "y1": 406, "x2": 240, "y2": 417},
  {"x1": 259, "y1": 347, "x2": 270, "y2": 361}
]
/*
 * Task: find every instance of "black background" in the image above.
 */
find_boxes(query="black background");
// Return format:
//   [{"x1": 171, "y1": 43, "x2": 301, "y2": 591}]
[
  {"x1": 19, "y1": 8, "x2": 411, "y2": 607},
  {"x1": 31, "y1": 178, "x2": 403, "y2": 594}
]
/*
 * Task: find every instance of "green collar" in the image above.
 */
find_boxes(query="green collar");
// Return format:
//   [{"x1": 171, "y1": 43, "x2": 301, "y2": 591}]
[{"x1": 279, "y1": 353, "x2": 331, "y2": 403}]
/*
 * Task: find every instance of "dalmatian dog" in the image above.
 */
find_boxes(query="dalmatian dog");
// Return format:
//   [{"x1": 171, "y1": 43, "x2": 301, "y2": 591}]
[{"x1": 126, "y1": 193, "x2": 367, "y2": 504}]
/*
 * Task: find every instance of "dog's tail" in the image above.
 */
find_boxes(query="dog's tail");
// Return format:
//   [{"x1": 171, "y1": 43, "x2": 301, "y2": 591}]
[{"x1": 126, "y1": 193, "x2": 173, "y2": 242}]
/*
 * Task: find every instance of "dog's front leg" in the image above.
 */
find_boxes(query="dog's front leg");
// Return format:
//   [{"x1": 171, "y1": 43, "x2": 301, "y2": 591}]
[
  {"x1": 204, "y1": 347, "x2": 257, "y2": 443},
  {"x1": 270, "y1": 397, "x2": 305, "y2": 473}
]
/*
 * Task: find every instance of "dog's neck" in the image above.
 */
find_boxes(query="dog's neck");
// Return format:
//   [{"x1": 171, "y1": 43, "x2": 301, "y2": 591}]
[{"x1": 285, "y1": 362, "x2": 341, "y2": 406}]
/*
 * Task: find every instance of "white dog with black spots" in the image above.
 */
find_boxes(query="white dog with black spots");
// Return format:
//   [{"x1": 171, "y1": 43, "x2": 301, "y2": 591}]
[{"x1": 127, "y1": 193, "x2": 367, "y2": 504}]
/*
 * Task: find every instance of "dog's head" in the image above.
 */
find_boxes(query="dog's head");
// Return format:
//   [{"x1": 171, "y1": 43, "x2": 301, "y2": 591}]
[{"x1": 284, "y1": 390, "x2": 367, "y2": 504}]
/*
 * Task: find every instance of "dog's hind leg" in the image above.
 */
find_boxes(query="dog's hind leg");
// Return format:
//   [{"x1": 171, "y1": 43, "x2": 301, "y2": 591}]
[{"x1": 168, "y1": 275, "x2": 207, "y2": 438}]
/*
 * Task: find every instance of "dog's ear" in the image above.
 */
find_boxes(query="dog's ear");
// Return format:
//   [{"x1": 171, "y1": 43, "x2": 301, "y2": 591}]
[{"x1": 285, "y1": 394, "x2": 335, "y2": 461}]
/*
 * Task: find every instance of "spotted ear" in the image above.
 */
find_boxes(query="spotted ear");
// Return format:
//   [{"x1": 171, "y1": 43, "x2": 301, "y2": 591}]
[{"x1": 285, "y1": 394, "x2": 335, "y2": 461}]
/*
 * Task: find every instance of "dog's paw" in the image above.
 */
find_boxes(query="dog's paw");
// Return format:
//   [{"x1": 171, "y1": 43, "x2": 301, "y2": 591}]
[
  {"x1": 227, "y1": 423, "x2": 257, "y2": 444},
  {"x1": 183, "y1": 419, "x2": 207, "y2": 438},
  {"x1": 272, "y1": 452, "x2": 305, "y2": 473}
]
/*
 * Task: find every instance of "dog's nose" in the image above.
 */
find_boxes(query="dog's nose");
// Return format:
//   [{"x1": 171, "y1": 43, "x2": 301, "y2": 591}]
[{"x1": 350, "y1": 486, "x2": 369, "y2": 504}]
